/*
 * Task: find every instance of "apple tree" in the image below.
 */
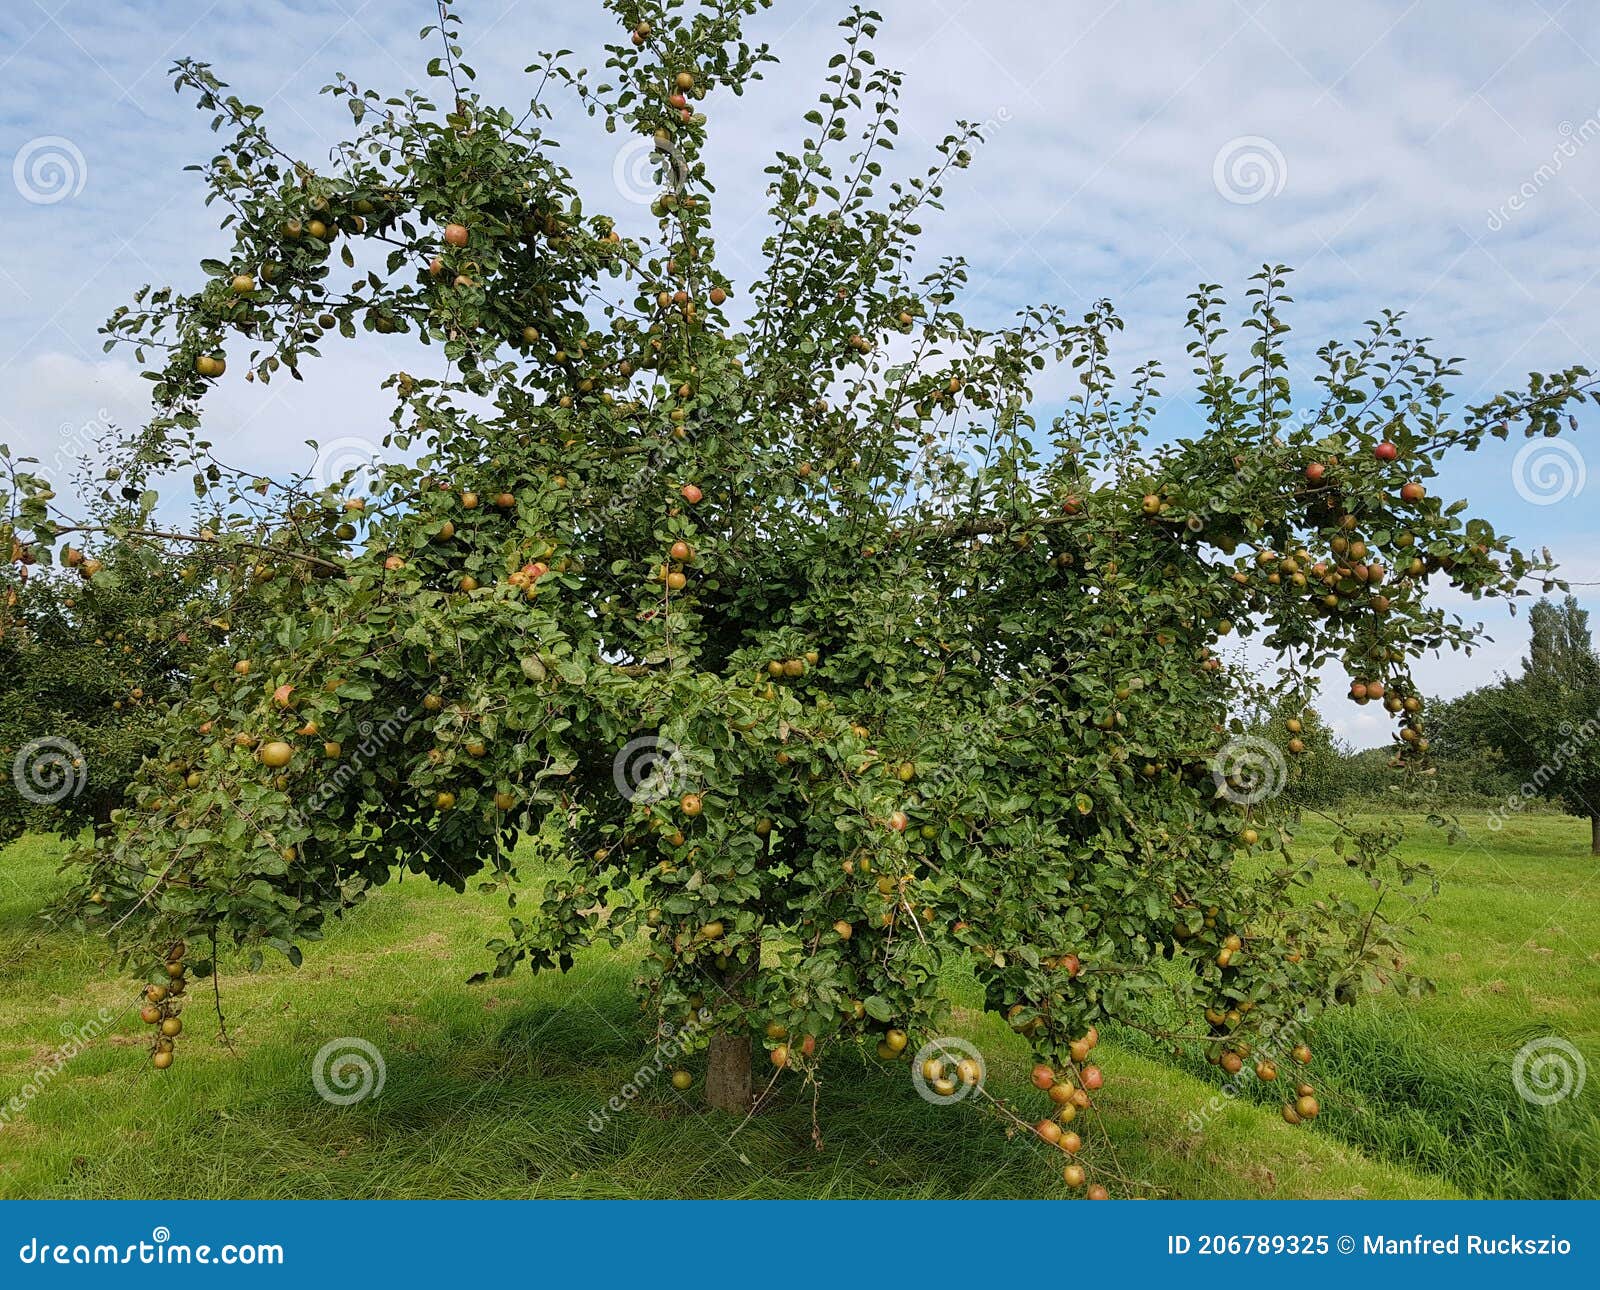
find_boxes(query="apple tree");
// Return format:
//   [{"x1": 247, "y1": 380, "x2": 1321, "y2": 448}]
[
  {"x1": 0, "y1": 472, "x2": 218, "y2": 847},
  {"x1": 10, "y1": 0, "x2": 1596, "y2": 1190}
]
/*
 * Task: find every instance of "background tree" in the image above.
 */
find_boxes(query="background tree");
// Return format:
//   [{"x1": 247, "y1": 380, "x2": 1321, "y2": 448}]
[
  {"x1": 1, "y1": 477, "x2": 216, "y2": 847},
  {"x1": 1243, "y1": 696, "x2": 1348, "y2": 812},
  {"x1": 3, "y1": 0, "x2": 1595, "y2": 1189},
  {"x1": 1433, "y1": 597, "x2": 1600, "y2": 853}
]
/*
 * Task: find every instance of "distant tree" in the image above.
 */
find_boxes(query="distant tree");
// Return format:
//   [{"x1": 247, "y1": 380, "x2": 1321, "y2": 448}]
[
  {"x1": 1434, "y1": 597, "x2": 1600, "y2": 853},
  {"x1": 1246, "y1": 697, "x2": 1348, "y2": 810},
  {"x1": 0, "y1": 491, "x2": 216, "y2": 849}
]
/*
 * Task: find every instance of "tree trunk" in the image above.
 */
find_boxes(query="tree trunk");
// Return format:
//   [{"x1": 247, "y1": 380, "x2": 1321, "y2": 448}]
[
  {"x1": 1591, "y1": 811, "x2": 1599, "y2": 857},
  {"x1": 704, "y1": 1031, "x2": 752, "y2": 1114}
]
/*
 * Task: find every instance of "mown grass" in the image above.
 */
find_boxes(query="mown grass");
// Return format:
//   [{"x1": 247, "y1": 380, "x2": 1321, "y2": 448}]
[{"x1": 0, "y1": 811, "x2": 1594, "y2": 1199}]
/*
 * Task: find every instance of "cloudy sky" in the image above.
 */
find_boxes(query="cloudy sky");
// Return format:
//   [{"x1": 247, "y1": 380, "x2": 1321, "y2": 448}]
[{"x1": 2, "y1": 0, "x2": 1598, "y2": 744}]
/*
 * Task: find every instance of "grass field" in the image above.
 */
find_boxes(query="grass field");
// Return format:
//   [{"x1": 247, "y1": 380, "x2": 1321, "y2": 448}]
[{"x1": 1, "y1": 811, "x2": 1595, "y2": 1199}]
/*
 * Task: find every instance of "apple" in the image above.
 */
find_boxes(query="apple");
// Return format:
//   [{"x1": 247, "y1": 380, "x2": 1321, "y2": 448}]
[
  {"x1": 258, "y1": 741, "x2": 294, "y2": 769},
  {"x1": 443, "y1": 222, "x2": 469, "y2": 246},
  {"x1": 1374, "y1": 441, "x2": 1398, "y2": 462},
  {"x1": 1030, "y1": 1063, "x2": 1056, "y2": 1090},
  {"x1": 1304, "y1": 461, "x2": 1326, "y2": 482},
  {"x1": 680, "y1": 484, "x2": 703, "y2": 504},
  {"x1": 1401, "y1": 481, "x2": 1426, "y2": 502}
]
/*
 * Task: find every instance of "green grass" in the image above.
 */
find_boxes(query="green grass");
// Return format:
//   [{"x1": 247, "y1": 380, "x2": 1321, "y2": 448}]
[{"x1": 0, "y1": 812, "x2": 1594, "y2": 1199}]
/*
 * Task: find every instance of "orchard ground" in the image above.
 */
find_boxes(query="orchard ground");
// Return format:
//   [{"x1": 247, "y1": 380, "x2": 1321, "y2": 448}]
[{"x1": 0, "y1": 812, "x2": 1595, "y2": 1199}]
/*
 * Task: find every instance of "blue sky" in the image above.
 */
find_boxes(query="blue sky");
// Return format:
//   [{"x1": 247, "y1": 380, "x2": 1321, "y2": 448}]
[{"x1": 2, "y1": 0, "x2": 1598, "y2": 744}]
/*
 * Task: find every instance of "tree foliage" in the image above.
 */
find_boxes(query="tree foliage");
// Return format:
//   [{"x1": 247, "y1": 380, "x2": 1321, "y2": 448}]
[
  {"x1": 1, "y1": 481, "x2": 216, "y2": 847},
  {"x1": 1433, "y1": 597, "x2": 1600, "y2": 851},
  {"x1": 3, "y1": 0, "x2": 1596, "y2": 1181}
]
